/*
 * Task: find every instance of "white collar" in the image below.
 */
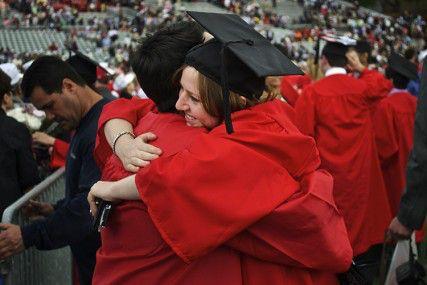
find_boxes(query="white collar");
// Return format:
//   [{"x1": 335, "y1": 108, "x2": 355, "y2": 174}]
[
  {"x1": 325, "y1": 67, "x2": 347, "y2": 77},
  {"x1": 389, "y1": 88, "x2": 407, "y2": 95}
]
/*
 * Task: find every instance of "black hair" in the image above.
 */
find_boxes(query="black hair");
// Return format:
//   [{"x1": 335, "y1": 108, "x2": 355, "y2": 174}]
[
  {"x1": 130, "y1": 21, "x2": 204, "y2": 113},
  {"x1": 21, "y1": 55, "x2": 86, "y2": 99},
  {"x1": 404, "y1": 47, "x2": 416, "y2": 61},
  {"x1": 385, "y1": 66, "x2": 410, "y2": 89},
  {"x1": 0, "y1": 69, "x2": 12, "y2": 102},
  {"x1": 322, "y1": 51, "x2": 347, "y2": 68}
]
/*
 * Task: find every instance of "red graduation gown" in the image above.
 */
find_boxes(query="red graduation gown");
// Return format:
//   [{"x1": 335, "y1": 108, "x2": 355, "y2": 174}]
[
  {"x1": 280, "y1": 75, "x2": 312, "y2": 107},
  {"x1": 94, "y1": 98, "x2": 352, "y2": 284},
  {"x1": 49, "y1": 139, "x2": 69, "y2": 169},
  {"x1": 373, "y1": 91, "x2": 417, "y2": 216},
  {"x1": 94, "y1": 97, "x2": 156, "y2": 169},
  {"x1": 295, "y1": 70, "x2": 393, "y2": 256}
]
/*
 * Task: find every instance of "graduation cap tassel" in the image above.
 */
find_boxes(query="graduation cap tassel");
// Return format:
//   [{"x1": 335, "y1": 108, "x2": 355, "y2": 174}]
[
  {"x1": 314, "y1": 35, "x2": 321, "y2": 80},
  {"x1": 220, "y1": 44, "x2": 234, "y2": 134}
]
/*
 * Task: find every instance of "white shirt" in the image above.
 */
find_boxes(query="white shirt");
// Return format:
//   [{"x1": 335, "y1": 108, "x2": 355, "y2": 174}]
[{"x1": 325, "y1": 67, "x2": 347, "y2": 77}]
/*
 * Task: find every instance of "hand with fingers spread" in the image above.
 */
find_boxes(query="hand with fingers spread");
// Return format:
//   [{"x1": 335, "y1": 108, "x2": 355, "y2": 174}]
[
  {"x1": 115, "y1": 132, "x2": 162, "y2": 172},
  {"x1": 346, "y1": 50, "x2": 366, "y2": 73},
  {"x1": 388, "y1": 217, "x2": 413, "y2": 241},
  {"x1": 0, "y1": 224, "x2": 25, "y2": 259}
]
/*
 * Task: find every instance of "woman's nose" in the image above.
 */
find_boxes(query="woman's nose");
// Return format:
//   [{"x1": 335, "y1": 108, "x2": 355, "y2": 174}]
[{"x1": 175, "y1": 92, "x2": 188, "y2": 111}]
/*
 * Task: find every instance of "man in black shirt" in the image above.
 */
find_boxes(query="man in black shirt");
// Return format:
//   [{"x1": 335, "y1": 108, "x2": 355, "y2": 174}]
[
  {"x1": 0, "y1": 69, "x2": 40, "y2": 217},
  {"x1": 0, "y1": 56, "x2": 110, "y2": 285}
]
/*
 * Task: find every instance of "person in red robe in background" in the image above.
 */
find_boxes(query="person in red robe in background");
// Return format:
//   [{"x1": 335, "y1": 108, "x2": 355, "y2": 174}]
[
  {"x1": 294, "y1": 38, "x2": 393, "y2": 284},
  {"x1": 89, "y1": 14, "x2": 352, "y2": 285},
  {"x1": 373, "y1": 52, "x2": 421, "y2": 239},
  {"x1": 280, "y1": 72, "x2": 312, "y2": 107}
]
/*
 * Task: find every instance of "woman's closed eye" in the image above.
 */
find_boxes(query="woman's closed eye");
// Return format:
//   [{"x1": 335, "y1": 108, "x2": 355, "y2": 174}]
[{"x1": 190, "y1": 95, "x2": 201, "y2": 103}]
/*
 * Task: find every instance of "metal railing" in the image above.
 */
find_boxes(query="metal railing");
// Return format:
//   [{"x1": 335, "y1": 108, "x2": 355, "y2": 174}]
[{"x1": 1, "y1": 168, "x2": 72, "y2": 285}]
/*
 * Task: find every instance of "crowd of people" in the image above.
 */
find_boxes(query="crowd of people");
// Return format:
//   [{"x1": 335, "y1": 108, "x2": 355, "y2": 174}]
[{"x1": 0, "y1": 0, "x2": 426, "y2": 285}]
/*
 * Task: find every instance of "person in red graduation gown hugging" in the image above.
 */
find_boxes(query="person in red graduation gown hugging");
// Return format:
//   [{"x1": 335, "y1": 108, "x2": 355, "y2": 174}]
[
  {"x1": 89, "y1": 13, "x2": 352, "y2": 285},
  {"x1": 295, "y1": 38, "x2": 393, "y2": 284},
  {"x1": 373, "y1": 52, "x2": 421, "y2": 239}
]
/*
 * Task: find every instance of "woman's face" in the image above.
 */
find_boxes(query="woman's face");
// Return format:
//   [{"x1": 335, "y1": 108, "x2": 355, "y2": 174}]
[{"x1": 176, "y1": 67, "x2": 219, "y2": 129}]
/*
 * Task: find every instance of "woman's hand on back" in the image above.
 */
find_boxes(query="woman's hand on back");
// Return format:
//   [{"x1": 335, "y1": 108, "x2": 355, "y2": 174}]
[{"x1": 115, "y1": 132, "x2": 162, "y2": 172}]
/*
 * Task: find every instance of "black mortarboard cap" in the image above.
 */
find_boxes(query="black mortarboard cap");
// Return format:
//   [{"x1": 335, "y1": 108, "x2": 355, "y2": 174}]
[
  {"x1": 355, "y1": 40, "x2": 372, "y2": 54},
  {"x1": 388, "y1": 52, "x2": 418, "y2": 80},
  {"x1": 314, "y1": 34, "x2": 356, "y2": 68},
  {"x1": 66, "y1": 51, "x2": 98, "y2": 86},
  {"x1": 185, "y1": 11, "x2": 303, "y2": 133},
  {"x1": 321, "y1": 34, "x2": 356, "y2": 57}
]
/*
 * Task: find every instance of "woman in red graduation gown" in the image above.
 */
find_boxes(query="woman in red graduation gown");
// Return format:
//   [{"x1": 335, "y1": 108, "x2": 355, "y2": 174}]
[{"x1": 89, "y1": 13, "x2": 352, "y2": 284}]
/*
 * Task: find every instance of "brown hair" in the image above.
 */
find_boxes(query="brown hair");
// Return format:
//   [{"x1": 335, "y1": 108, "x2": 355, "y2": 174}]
[
  {"x1": 197, "y1": 70, "x2": 276, "y2": 122},
  {"x1": 174, "y1": 65, "x2": 275, "y2": 122}
]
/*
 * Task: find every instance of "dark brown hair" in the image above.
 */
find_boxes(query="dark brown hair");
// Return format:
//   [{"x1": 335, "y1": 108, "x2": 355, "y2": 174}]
[{"x1": 0, "y1": 69, "x2": 12, "y2": 102}]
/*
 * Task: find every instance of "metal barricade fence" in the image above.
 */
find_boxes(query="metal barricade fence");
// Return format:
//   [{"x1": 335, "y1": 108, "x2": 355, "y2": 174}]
[{"x1": 0, "y1": 168, "x2": 72, "y2": 285}]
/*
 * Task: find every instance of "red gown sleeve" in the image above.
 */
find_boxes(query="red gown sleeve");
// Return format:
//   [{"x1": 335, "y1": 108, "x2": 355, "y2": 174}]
[
  {"x1": 359, "y1": 69, "x2": 392, "y2": 102},
  {"x1": 135, "y1": 133, "x2": 302, "y2": 263},
  {"x1": 294, "y1": 86, "x2": 316, "y2": 137},
  {"x1": 280, "y1": 77, "x2": 300, "y2": 107},
  {"x1": 94, "y1": 97, "x2": 156, "y2": 168},
  {"x1": 373, "y1": 100, "x2": 398, "y2": 162},
  {"x1": 226, "y1": 169, "x2": 352, "y2": 273},
  {"x1": 49, "y1": 139, "x2": 69, "y2": 169}
]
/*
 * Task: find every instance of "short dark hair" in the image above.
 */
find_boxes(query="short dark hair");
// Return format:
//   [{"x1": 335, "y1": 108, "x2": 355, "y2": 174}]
[
  {"x1": 323, "y1": 52, "x2": 347, "y2": 68},
  {"x1": 404, "y1": 48, "x2": 416, "y2": 61},
  {"x1": 130, "y1": 21, "x2": 204, "y2": 112},
  {"x1": 21, "y1": 56, "x2": 86, "y2": 99},
  {"x1": 0, "y1": 69, "x2": 12, "y2": 102},
  {"x1": 385, "y1": 66, "x2": 410, "y2": 89}
]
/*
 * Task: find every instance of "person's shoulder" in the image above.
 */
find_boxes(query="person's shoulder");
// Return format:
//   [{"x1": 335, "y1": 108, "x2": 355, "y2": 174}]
[
  {"x1": 315, "y1": 74, "x2": 366, "y2": 95},
  {"x1": 220, "y1": 100, "x2": 300, "y2": 135},
  {"x1": 386, "y1": 92, "x2": 417, "y2": 113},
  {"x1": 5, "y1": 116, "x2": 30, "y2": 135},
  {"x1": 1, "y1": 116, "x2": 30, "y2": 145}
]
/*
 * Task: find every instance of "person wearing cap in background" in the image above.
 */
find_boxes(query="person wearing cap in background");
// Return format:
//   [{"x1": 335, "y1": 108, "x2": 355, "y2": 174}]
[
  {"x1": 66, "y1": 51, "x2": 116, "y2": 101},
  {"x1": 88, "y1": 12, "x2": 352, "y2": 285},
  {"x1": 294, "y1": 35, "x2": 393, "y2": 284},
  {"x1": 112, "y1": 72, "x2": 136, "y2": 99},
  {"x1": 388, "y1": 58, "x2": 427, "y2": 241},
  {"x1": 95, "y1": 62, "x2": 115, "y2": 99},
  {"x1": 0, "y1": 62, "x2": 23, "y2": 91},
  {"x1": 0, "y1": 56, "x2": 111, "y2": 285},
  {"x1": 0, "y1": 61, "x2": 45, "y2": 131},
  {"x1": 0, "y1": 68, "x2": 40, "y2": 217},
  {"x1": 0, "y1": 62, "x2": 22, "y2": 112},
  {"x1": 373, "y1": 52, "x2": 419, "y2": 222},
  {"x1": 354, "y1": 40, "x2": 372, "y2": 69}
]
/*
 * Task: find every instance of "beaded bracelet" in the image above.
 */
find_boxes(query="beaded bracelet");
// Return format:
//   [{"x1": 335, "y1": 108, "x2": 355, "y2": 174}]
[{"x1": 112, "y1": 131, "x2": 135, "y2": 155}]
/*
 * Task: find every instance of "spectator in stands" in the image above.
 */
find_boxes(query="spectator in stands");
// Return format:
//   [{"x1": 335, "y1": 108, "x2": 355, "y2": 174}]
[
  {"x1": 0, "y1": 56, "x2": 110, "y2": 285},
  {"x1": 0, "y1": 69, "x2": 39, "y2": 217}
]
